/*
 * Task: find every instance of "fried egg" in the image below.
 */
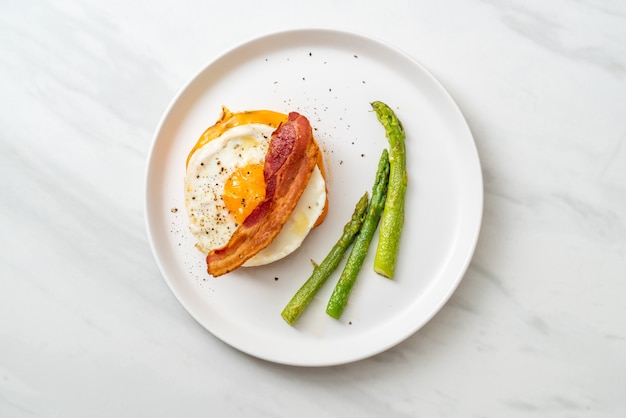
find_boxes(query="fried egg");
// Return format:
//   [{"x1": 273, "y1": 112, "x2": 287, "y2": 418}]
[{"x1": 184, "y1": 107, "x2": 327, "y2": 267}]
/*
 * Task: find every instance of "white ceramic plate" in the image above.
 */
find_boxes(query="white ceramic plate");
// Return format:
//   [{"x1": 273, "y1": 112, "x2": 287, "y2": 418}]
[{"x1": 145, "y1": 29, "x2": 482, "y2": 366}]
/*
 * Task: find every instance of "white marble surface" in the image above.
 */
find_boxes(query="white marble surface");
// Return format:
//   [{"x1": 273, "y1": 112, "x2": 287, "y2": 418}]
[{"x1": 1, "y1": 0, "x2": 625, "y2": 416}]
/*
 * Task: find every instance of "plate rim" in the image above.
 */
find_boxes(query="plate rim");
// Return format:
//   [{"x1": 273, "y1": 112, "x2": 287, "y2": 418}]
[{"x1": 144, "y1": 27, "x2": 483, "y2": 367}]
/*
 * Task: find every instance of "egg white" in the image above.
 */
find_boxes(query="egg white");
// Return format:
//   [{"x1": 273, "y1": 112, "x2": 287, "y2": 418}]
[
  {"x1": 243, "y1": 165, "x2": 325, "y2": 266},
  {"x1": 184, "y1": 123, "x2": 326, "y2": 267}
]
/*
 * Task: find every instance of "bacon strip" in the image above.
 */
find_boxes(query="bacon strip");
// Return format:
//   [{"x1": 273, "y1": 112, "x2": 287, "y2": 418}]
[{"x1": 206, "y1": 112, "x2": 319, "y2": 277}]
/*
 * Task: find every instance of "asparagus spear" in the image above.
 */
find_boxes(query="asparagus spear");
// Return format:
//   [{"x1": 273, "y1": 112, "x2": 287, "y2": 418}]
[
  {"x1": 326, "y1": 149, "x2": 390, "y2": 319},
  {"x1": 371, "y1": 101, "x2": 407, "y2": 279},
  {"x1": 281, "y1": 193, "x2": 369, "y2": 325}
]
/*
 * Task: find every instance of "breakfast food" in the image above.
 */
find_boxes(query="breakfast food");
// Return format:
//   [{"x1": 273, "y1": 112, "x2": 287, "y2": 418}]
[
  {"x1": 282, "y1": 150, "x2": 390, "y2": 324},
  {"x1": 184, "y1": 107, "x2": 328, "y2": 277},
  {"x1": 281, "y1": 193, "x2": 369, "y2": 325},
  {"x1": 281, "y1": 100, "x2": 405, "y2": 324}
]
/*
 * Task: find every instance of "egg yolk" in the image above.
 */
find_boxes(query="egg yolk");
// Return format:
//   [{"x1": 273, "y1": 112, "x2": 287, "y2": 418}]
[
  {"x1": 223, "y1": 163, "x2": 266, "y2": 225},
  {"x1": 188, "y1": 106, "x2": 329, "y2": 228}
]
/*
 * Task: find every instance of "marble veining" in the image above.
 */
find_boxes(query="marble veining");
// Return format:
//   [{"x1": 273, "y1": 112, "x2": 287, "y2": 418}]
[{"x1": 1, "y1": 0, "x2": 625, "y2": 417}]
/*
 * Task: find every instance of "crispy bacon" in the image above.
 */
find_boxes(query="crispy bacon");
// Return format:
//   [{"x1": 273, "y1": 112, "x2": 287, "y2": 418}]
[{"x1": 206, "y1": 112, "x2": 319, "y2": 277}]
